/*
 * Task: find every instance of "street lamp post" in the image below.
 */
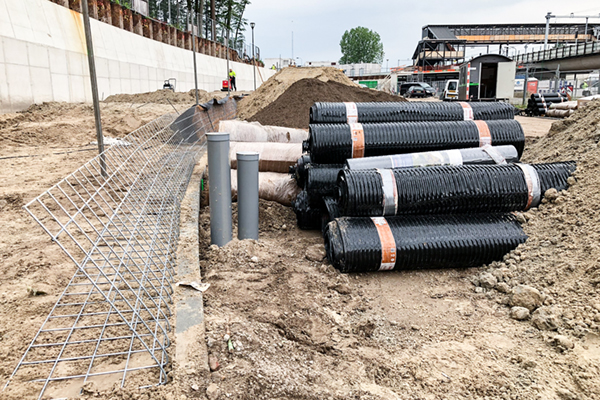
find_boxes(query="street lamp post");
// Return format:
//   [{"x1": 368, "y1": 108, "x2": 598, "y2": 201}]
[{"x1": 251, "y1": 22, "x2": 256, "y2": 91}]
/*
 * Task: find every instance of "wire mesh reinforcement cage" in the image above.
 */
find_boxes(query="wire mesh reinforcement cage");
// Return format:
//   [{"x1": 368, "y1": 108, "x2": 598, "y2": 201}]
[{"x1": 4, "y1": 98, "x2": 237, "y2": 399}]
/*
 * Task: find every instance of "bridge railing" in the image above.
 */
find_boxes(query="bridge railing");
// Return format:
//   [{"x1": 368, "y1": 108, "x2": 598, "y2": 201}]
[{"x1": 515, "y1": 41, "x2": 600, "y2": 64}]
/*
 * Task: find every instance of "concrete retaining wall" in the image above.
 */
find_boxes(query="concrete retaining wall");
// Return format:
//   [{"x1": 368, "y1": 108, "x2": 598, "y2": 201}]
[{"x1": 0, "y1": 0, "x2": 275, "y2": 113}]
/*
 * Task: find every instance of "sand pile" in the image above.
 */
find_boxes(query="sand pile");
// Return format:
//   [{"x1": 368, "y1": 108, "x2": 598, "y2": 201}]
[
  {"x1": 236, "y1": 67, "x2": 363, "y2": 121},
  {"x1": 247, "y1": 78, "x2": 406, "y2": 129},
  {"x1": 473, "y1": 100, "x2": 600, "y2": 341},
  {"x1": 104, "y1": 88, "x2": 231, "y2": 105},
  {"x1": 0, "y1": 102, "x2": 175, "y2": 149}
]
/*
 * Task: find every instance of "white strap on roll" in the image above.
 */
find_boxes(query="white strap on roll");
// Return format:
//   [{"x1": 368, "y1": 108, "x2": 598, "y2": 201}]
[
  {"x1": 446, "y1": 149, "x2": 464, "y2": 165},
  {"x1": 516, "y1": 163, "x2": 541, "y2": 209},
  {"x1": 376, "y1": 168, "x2": 398, "y2": 215},
  {"x1": 344, "y1": 102, "x2": 358, "y2": 123},
  {"x1": 458, "y1": 102, "x2": 474, "y2": 120},
  {"x1": 481, "y1": 145, "x2": 507, "y2": 165}
]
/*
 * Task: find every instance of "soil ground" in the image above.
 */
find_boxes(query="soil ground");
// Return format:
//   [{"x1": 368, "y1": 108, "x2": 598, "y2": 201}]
[{"x1": 1, "y1": 93, "x2": 599, "y2": 400}]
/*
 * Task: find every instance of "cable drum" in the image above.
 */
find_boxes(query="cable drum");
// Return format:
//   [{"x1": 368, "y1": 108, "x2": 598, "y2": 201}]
[
  {"x1": 305, "y1": 120, "x2": 525, "y2": 164},
  {"x1": 309, "y1": 101, "x2": 515, "y2": 124},
  {"x1": 324, "y1": 214, "x2": 528, "y2": 273},
  {"x1": 337, "y1": 162, "x2": 576, "y2": 217}
]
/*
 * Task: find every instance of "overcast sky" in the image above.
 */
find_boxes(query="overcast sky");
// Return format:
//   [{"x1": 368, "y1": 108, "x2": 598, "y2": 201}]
[{"x1": 243, "y1": 0, "x2": 600, "y2": 67}]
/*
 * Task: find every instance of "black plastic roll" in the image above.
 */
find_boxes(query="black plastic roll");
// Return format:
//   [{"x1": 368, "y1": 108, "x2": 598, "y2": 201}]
[
  {"x1": 337, "y1": 162, "x2": 576, "y2": 217},
  {"x1": 534, "y1": 161, "x2": 576, "y2": 192},
  {"x1": 532, "y1": 93, "x2": 567, "y2": 100},
  {"x1": 292, "y1": 190, "x2": 322, "y2": 230},
  {"x1": 324, "y1": 214, "x2": 528, "y2": 273},
  {"x1": 305, "y1": 120, "x2": 525, "y2": 164},
  {"x1": 306, "y1": 166, "x2": 343, "y2": 202},
  {"x1": 309, "y1": 101, "x2": 515, "y2": 124}
]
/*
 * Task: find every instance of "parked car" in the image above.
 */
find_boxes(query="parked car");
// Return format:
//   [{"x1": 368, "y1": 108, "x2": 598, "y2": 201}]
[
  {"x1": 405, "y1": 85, "x2": 427, "y2": 98},
  {"x1": 399, "y1": 82, "x2": 436, "y2": 97}
]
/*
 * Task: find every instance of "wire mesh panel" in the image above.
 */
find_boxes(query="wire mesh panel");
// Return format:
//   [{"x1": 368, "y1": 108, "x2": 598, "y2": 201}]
[{"x1": 4, "y1": 99, "x2": 237, "y2": 399}]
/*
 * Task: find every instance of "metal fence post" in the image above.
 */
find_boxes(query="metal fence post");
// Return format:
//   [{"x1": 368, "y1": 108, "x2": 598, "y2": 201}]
[
  {"x1": 236, "y1": 152, "x2": 259, "y2": 240},
  {"x1": 207, "y1": 133, "x2": 232, "y2": 247}
]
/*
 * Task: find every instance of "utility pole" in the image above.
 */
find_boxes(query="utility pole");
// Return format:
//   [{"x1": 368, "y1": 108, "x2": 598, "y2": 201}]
[
  {"x1": 251, "y1": 22, "x2": 256, "y2": 91},
  {"x1": 190, "y1": 12, "x2": 199, "y2": 104},
  {"x1": 81, "y1": 0, "x2": 106, "y2": 177},
  {"x1": 544, "y1": 12, "x2": 554, "y2": 50},
  {"x1": 522, "y1": 66, "x2": 529, "y2": 106},
  {"x1": 226, "y1": 28, "x2": 230, "y2": 94}
]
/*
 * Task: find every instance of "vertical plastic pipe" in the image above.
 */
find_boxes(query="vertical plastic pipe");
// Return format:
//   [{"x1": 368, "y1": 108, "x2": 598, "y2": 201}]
[
  {"x1": 207, "y1": 133, "x2": 232, "y2": 247},
  {"x1": 237, "y1": 152, "x2": 260, "y2": 240}
]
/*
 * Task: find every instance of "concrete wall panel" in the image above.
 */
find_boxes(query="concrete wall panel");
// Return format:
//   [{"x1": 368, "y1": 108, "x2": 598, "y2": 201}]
[{"x1": 0, "y1": 0, "x2": 275, "y2": 112}]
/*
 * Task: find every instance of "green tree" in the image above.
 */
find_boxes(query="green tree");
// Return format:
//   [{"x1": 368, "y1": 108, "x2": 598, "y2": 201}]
[{"x1": 339, "y1": 26, "x2": 384, "y2": 64}]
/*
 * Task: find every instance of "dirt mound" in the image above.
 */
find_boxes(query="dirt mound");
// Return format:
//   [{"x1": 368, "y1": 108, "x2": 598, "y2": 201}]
[
  {"x1": 247, "y1": 78, "x2": 406, "y2": 129},
  {"x1": 236, "y1": 67, "x2": 360, "y2": 120},
  {"x1": 472, "y1": 100, "x2": 600, "y2": 342},
  {"x1": 104, "y1": 88, "x2": 233, "y2": 105},
  {"x1": 0, "y1": 102, "x2": 175, "y2": 149}
]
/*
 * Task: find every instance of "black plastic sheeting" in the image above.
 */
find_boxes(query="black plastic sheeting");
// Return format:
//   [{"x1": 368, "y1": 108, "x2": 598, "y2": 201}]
[
  {"x1": 309, "y1": 101, "x2": 515, "y2": 124},
  {"x1": 324, "y1": 214, "x2": 528, "y2": 273},
  {"x1": 337, "y1": 162, "x2": 576, "y2": 216},
  {"x1": 321, "y1": 196, "x2": 340, "y2": 232},
  {"x1": 292, "y1": 190, "x2": 322, "y2": 230},
  {"x1": 305, "y1": 120, "x2": 525, "y2": 164}
]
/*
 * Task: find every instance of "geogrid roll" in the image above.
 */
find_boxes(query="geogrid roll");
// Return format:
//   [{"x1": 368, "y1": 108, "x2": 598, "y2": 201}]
[
  {"x1": 337, "y1": 162, "x2": 576, "y2": 217},
  {"x1": 309, "y1": 101, "x2": 515, "y2": 124},
  {"x1": 324, "y1": 214, "x2": 528, "y2": 273},
  {"x1": 304, "y1": 120, "x2": 525, "y2": 164}
]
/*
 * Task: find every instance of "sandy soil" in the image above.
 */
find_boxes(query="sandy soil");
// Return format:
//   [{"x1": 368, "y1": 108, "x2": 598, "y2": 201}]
[
  {"x1": 0, "y1": 101, "x2": 180, "y2": 399},
  {"x1": 515, "y1": 115, "x2": 555, "y2": 137},
  {"x1": 1, "y1": 95, "x2": 599, "y2": 400}
]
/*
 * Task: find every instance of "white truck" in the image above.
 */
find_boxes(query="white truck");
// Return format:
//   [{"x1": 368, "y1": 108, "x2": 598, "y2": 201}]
[{"x1": 441, "y1": 79, "x2": 459, "y2": 100}]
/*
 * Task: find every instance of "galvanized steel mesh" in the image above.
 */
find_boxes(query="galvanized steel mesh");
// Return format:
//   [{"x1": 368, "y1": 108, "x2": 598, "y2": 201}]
[{"x1": 4, "y1": 98, "x2": 237, "y2": 399}]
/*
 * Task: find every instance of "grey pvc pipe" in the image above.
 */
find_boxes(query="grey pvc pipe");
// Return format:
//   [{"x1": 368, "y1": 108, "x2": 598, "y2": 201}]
[
  {"x1": 236, "y1": 152, "x2": 260, "y2": 240},
  {"x1": 207, "y1": 133, "x2": 232, "y2": 247},
  {"x1": 345, "y1": 145, "x2": 519, "y2": 170}
]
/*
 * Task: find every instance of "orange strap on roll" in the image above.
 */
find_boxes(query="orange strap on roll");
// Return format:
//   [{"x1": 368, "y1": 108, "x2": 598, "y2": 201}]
[
  {"x1": 344, "y1": 102, "x2": 358, "y2": 123},
  {"x1": 473, "y1": 120, "x2": 492, "y2": 147},
  {"x1": 371, "y1": 217, "x2": 397, "y2": 271},
  {"x1": 350, "y1": 123, "x2": 365, "y2": 158},
  {"x1": 458, "y1": 102, "x2": 474, "y2": 120}
]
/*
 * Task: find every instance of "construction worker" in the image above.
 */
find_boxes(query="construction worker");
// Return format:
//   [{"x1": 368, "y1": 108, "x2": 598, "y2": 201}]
[
  {"x1": 229, "y1": 69, "x2": 237, "y2": 91},
  {"x1": 271, "y1": 65, "x2": 276, "y2": 70},
  {"x1": 582, "y1": 81, "x2": 589, "y2": 89}
]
